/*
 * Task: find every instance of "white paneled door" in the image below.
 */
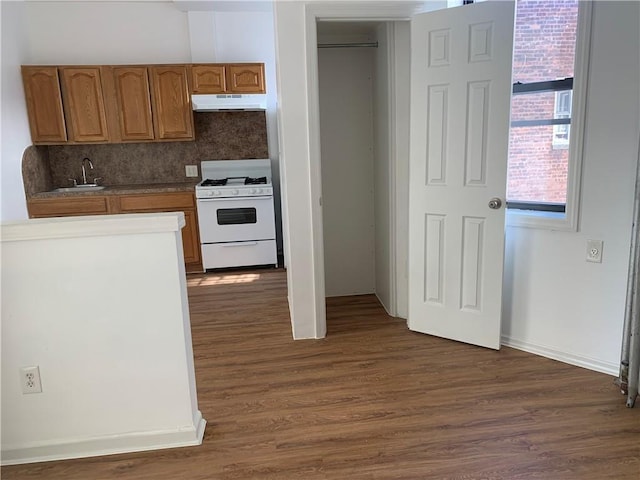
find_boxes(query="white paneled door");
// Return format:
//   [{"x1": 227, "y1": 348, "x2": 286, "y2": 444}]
[{"x1": 408, "y1": 1, "x2": 515, "y2": 349}]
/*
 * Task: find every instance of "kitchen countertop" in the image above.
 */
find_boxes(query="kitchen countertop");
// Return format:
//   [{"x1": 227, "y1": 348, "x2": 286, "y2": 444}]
[{"x1": 29, "y1": 181, "x2": 199, "y2": 199}]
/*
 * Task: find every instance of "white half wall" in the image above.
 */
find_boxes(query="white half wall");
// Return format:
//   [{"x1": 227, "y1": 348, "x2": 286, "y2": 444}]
[
  {"x1": 1, "y1": 2, "x2": 32, "y2": 222},
  {"x1": 1, "y1": 213, "x2": 205, "y2": 465},
  {"x1": 501, "y1": 1, "x2": 640, "y2": 374}
]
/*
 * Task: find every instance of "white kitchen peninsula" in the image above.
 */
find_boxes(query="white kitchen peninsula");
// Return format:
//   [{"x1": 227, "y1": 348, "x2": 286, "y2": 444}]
[{"x1": 1, "y1": 213, "x2": 205, "y2": 465}]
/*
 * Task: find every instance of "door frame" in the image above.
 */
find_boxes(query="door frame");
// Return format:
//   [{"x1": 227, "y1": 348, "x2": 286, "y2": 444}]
[{"x1": 302, "y1": 3, "x2": 425, "y2": 336}]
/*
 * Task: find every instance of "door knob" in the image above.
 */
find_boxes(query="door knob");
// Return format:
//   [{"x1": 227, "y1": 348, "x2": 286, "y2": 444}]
[{"x1": 488, "y1": 197, "x2": 502, "y2": 210}]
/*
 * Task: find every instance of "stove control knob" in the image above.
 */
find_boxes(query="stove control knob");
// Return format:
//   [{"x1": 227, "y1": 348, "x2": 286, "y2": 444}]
[
  {"x1": 251, "y1": 188, "x2": 257, "y2": 194},
  {"x1": 208, "y1": 191, "x2": 215, "y2": 197},
  {"x1": 256, "y1": 188, "x2": 263, "y2": 194},
  {"x1": 213, "y1": 190, "x2": 221, "y2": 196},
  {"x1": 231, "y1": 189, "x2": 239, "y2": 195}
]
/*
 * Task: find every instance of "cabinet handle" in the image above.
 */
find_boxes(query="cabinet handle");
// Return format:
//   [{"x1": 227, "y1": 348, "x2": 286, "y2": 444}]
[{"x1": 222, "y1": 242, "x2": 258, "y2": 247}]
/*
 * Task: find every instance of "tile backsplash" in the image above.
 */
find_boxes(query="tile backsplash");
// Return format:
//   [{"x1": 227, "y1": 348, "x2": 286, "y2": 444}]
[
  {"x1": 46, "y1": 111, "x2": 269, "y2": 188},
  {"x1": 21, "y1": 146, "x2": 52, "y2": 197}
]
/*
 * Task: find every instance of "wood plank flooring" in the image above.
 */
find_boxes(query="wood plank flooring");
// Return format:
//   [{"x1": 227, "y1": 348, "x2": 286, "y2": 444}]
[{"x1": 3, "y1": 269, "x2": 639, "y2": 479}]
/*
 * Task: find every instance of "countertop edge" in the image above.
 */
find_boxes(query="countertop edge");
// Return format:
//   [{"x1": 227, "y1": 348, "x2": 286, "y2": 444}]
[{"x1": 28, "y1": 182, "x2": 198, "y2": 199}]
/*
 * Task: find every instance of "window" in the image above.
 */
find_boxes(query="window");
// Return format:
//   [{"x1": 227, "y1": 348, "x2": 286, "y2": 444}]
[{"x1": 506, "y1": 0, "x2": 591, "y2": 230}]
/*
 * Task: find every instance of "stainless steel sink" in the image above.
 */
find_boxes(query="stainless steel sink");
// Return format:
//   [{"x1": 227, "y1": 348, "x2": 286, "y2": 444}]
[{"x1": 54, "y1": 185, "x2": 106, "y2": 193}]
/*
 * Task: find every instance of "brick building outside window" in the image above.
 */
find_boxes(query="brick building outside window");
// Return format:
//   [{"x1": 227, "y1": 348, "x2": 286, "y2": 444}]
[{"x1": 507, "y1": 0, "x2": 579, "y2": 209}]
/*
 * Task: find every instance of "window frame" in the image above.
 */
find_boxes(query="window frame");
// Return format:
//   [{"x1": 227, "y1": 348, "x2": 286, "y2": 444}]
[{"x1": 506, "y1": 0, "x2": 593, "y2": 232}]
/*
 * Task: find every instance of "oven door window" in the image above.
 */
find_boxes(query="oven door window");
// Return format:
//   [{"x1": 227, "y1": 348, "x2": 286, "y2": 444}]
[{"x1": 216, "y1": 207, "x2": 257, "y2": 225}]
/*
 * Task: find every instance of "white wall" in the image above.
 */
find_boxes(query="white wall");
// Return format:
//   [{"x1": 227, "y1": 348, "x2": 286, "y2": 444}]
[
  {"x1": 392, "y1": 21, "x2": 411, "y2": 320},
  {"x1": 274, "y1": 1, "x2": 325, "y2": 338},
  {"x1": 25, "y1": 1, "x2": 191, "y2": 64},
  {"x1": 319, "y1": 35, "x2": 376, "y2": 297},
  {"x1": 501, "y1": 1, "x2": 640, "y2": 374},
  {"x1": 1, "y1": 2, "x2": 32, "y2": 222},
  {"x1": 1, "y1": 213, "x2": 205, "y2": 464}
]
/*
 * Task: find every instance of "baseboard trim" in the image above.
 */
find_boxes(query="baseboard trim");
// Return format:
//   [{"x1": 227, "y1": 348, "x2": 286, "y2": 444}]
[
  {"x1": 375, "y1": 293, "x2": 393, "y2": 318},
  {"x1": 1, "y1": 411, "x2": 206, "y2": 466},
  {"x1": 501, "y1": 336, "x2": 619, "y2": 376}
]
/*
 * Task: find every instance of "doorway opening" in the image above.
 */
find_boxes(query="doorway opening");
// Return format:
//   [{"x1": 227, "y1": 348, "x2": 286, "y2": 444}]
[{"x1": 316, "y1": 20, "x2": 409, "y2": 332}]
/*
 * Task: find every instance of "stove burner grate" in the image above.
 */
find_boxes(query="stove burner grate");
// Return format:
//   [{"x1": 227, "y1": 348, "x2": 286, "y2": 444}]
[
  {"x1": 201, "y1": 178, "x2": 228, "y2": 186},
  {"x1": 200, "y1": 176, "x2": 268, "y2": 187},
  {"x1": 244, "y1": 176, "x2": 267, "y2": 185}
]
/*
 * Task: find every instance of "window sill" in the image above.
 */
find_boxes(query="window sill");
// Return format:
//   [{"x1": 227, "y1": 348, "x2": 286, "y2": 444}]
[{"x1": 506, "y1": 208, "x2": 578, "y2": 231}]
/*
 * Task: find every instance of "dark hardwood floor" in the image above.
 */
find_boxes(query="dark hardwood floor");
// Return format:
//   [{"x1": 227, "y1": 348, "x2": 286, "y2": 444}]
[{"x1": 3, "y1": 269, "x2": 639, "y2": 479}]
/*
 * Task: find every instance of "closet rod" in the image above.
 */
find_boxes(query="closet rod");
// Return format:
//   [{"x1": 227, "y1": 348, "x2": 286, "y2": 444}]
[{"x1": 317, "y1": 42, "x2": 378, "y2": 49}]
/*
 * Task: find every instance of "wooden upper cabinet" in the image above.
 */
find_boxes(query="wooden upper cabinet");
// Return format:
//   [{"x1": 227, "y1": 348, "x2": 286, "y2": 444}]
[
  {"x1": 191, "y1": 65, "x2": 227, "y2": 94},
  {"x1": 189, "y1": 63, "x2": 265, "y2": 94},
  {"x1": 111, "y1": 67, "x2": 155, "y2": 141},
  {"x1": 60, "y1": 67, "x2": 110, "y2": 143},
  {"x1": 149, "y1": 66, "x2": 194, "y2": 140},
  {"x1": 22, "y1": 62, "x2": 270, "y2": 145},
  {"x1": 21, "y1": 66, "x2": 67, "y2": 144},
  {"x1": 227, "y1": 64, "x2": 266, "y2": 93}
]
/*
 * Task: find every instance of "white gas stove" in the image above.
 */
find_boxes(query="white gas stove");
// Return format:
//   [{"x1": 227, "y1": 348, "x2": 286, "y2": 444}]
[
  {"x1": 195, "y1": 159, "x2": 273, "y2": 199},
  {"x1": 195, "y1": 159, "x2": 277, "y2": 270}
]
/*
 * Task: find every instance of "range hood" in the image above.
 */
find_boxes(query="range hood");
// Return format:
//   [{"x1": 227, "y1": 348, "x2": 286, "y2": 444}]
[{"x1": 192, "y1": 94, "x2": 267, "y2": 112}]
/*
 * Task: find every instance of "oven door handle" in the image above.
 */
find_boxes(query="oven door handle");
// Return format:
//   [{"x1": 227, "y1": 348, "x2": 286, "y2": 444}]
[{"x1": 222, "y1": 242, "x2": 259, "y2": 247}]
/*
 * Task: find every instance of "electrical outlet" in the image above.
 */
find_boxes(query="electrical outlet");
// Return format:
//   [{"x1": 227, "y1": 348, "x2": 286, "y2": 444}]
[
  {"x1": 20, "y1": 366, "x2": 42, "y2": 394},
  {"x1": 185, "y1": 165, "x2": 198, "y2": 177},
  {"x1": 586, "y1": 239, "x2": 603, "y2": 263}
]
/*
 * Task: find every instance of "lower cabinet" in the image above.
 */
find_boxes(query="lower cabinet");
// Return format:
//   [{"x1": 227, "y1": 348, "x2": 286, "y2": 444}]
[{"x1": 27, "y1": 192, "x2": 201, "y2": 272}]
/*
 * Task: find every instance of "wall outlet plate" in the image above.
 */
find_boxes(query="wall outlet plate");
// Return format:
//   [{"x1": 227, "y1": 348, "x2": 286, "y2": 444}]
[
  {"x1": 20, "y1": 365, "x2": 42, "y2": 394},
  {"x1": 586, "y1": 239, "x2": 603, "y2": 263},
  {"x1": 185, "y1": 165, "x2": 198, "y2": 177}
]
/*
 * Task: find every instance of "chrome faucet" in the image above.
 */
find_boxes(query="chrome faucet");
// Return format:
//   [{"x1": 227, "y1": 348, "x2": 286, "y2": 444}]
[{"x1": 81, "y1": 157, "x2": 94, "y2": 185}]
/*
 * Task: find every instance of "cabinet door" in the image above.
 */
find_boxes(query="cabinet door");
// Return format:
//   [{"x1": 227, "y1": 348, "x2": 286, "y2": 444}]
[
  {"x1": 60, "y1": 67, "x2": 110, "y2": 143},
  {"x1": 112, "y1": 67, "x2": 155, "y2": 141},
  {"x1": 118, "y1": 192, "x2": 195, "y2": 212},
  {"x1": 227, "y1": 64, "x2": 266, "y2": 93},
  {"x1": 149, "y1": 66, "x2": 194, "y2": 140},
  {"x1": 182, "y1": 209, "x2": 201, "y2": 266},
  {"x1": 191, "y1": 65, "x2": 227, "y2": 94},
  {"x1": 21, "y1": 66, "x2": 67, "y2": 144}
]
